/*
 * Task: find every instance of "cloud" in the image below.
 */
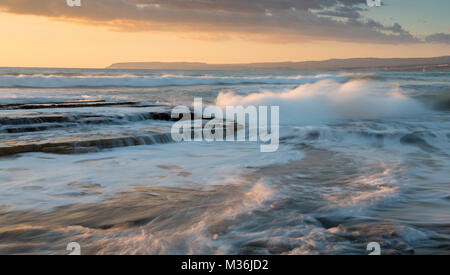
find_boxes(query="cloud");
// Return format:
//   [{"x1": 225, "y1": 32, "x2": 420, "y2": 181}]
[
  {"x1": 316, "y1": 6, "x2": 362, "y2": 19},
  {"x1": 130, "y1": 0, "x2": 365, "y2": 14},
  {"x1": 0, "y1": 0, "x2": 425, "y2": 44},
  {"x1": 425, "y1": 33, "x2": 450, "y2": 44}
]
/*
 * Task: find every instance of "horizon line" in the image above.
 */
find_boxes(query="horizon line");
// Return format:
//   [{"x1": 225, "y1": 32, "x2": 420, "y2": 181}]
[{"x1": 1, "y1": 55, "x2": 449, "y2": 70}]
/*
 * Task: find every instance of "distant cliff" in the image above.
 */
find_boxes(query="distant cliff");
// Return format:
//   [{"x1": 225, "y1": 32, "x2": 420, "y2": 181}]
[{"x1": 108, "y1": 56, "x2": 450, "y2": 71}]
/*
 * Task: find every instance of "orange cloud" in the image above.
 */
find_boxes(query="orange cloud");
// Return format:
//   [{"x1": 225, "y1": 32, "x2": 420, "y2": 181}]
[{"x1": 0, "y1": 0, "x2": 431, "y2": 44}]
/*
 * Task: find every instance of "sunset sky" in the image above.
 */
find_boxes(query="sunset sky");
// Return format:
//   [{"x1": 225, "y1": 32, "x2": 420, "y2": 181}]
[{"x1": 0, "y1": 0, "x2": 449, "y2": 68}]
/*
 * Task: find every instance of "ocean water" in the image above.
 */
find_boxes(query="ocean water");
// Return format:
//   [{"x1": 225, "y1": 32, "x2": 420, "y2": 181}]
[{"x1": 0, "y1": 68, "x2": 449, "y2": 254}]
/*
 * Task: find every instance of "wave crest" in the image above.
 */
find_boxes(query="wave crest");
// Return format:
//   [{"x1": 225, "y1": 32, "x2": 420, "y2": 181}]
[{"x1": 216, "y1": 79, "x2": 425, "y2": 124}]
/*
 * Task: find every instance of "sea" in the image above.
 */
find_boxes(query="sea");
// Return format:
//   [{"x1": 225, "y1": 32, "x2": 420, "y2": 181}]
[{"x1": 0, "y1": 68, "x2": 448, "y2": 254}]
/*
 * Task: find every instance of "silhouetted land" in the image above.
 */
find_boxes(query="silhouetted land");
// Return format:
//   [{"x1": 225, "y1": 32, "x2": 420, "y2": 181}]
[{"x1": 108, "y1": 56, "x2": 450, "y2": 71}]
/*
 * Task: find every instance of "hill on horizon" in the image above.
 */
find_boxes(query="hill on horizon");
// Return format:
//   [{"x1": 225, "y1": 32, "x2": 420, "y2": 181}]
[{"x1": 108, "y1": 56, "x2": 450, "y2": 72}]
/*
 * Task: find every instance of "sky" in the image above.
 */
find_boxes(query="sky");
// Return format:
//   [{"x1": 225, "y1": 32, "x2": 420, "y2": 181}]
[{"x1": 0, "y1": 0, "x2": 449, "y2": 68}]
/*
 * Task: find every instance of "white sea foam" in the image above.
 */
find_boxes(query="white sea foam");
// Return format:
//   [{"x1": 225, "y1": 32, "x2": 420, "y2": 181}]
[
  {"x1": 216, "y1": 79, "x2": 426, "y2": 124},
  {"x1": 0, "y1": 141, "x2": 302, "y2": 211}
]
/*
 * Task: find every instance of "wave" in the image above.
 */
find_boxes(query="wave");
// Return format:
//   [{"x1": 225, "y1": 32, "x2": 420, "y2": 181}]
[
  {"x1": 0, "y1": 74, "x2": 346, "y2": 88},
  {"x1": 216, "y1": 79, "x2": 426, "y2": 124},
  {"x1": 281, "y1": 125, "x2": 449, "y2": 154}
]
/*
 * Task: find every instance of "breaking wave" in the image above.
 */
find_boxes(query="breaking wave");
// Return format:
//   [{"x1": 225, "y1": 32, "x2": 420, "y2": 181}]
[{"x1": 216, "y1": 79, "x2": 426, "y2": 124}]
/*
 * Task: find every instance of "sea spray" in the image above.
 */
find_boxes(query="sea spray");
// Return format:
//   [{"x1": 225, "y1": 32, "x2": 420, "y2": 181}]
[{"x1": 216, "y1": 79, "x2": 426, "y2": 125}]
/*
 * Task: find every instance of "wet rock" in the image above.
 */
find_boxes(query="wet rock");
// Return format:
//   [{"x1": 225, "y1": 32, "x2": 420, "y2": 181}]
[
  {"x1": 0, "y1": 133, "x2": 174, "y2": 156},
  {"x1": 306, "y1": 131, "x2": 320, "y2": 140},
  {"x1": 400, "y1": 133, "x2": 438, "y2": 152},
  {"x1": 0, "y1": 100, "x2": 137, "y2": 110}
]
